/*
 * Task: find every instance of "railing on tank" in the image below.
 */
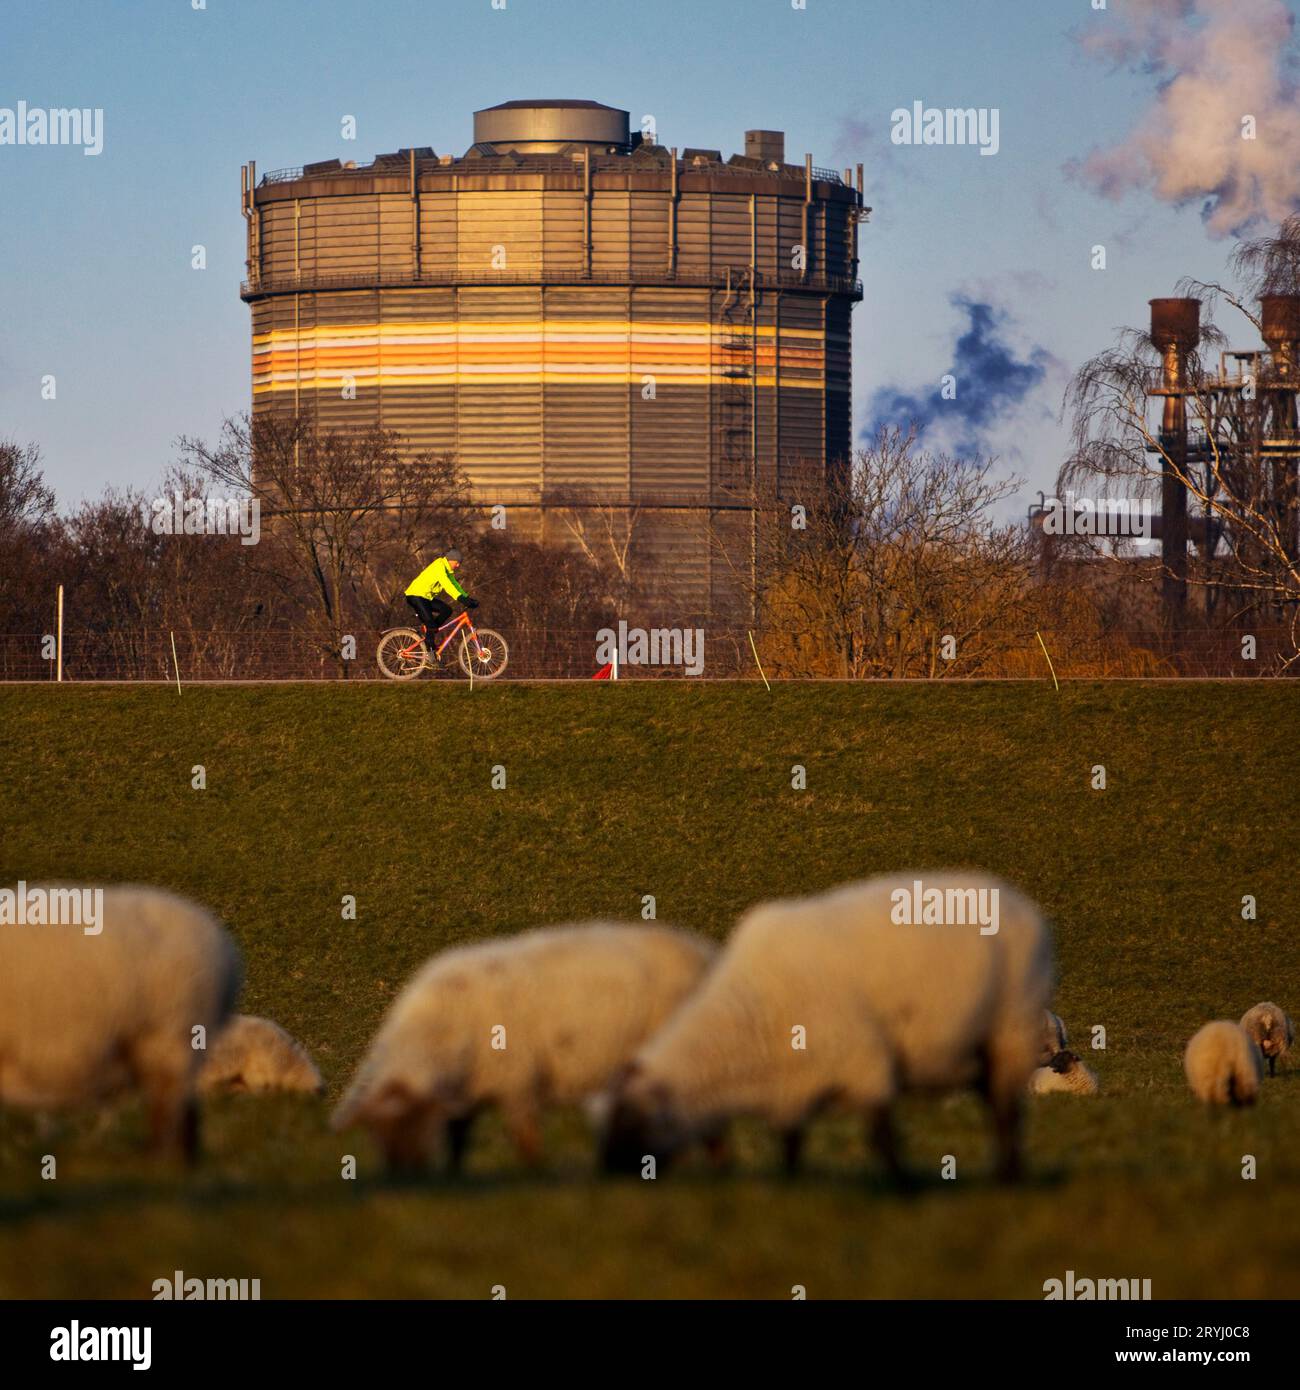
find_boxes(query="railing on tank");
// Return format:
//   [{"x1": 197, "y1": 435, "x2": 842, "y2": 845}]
[
  {"x1": 240, "y1": 267, "x2": 864, "y2": 300},
  {"x1": 258, "y1": 158, "x2": 848, "y2": 186}
]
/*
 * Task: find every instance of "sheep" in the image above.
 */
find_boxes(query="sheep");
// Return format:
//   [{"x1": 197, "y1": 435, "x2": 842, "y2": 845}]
[
  {"x1": 198, "y1": 1014, "x2": 323, "y2": 1096},
  {"x1": 1029, "y1": 1049, "x2": 1099, "y2": 1096},
  {"x1": 1184, "y1": 1021, "x2": 1264, "y2": 1106},
  {"x1": 602, "y1": 873, "x2": 1053, "y2": 1184},
  {"x1": 0, "y1": 884, "x2": 242, "y2": 1159},
  {"x1": 331, "y1": 922, "x2": 717, "y2": 1173},
  {"x1": 1239, "y1": 1003, "x2": 1293, "y2": 1077},
  {"x1": 1039, "y1": 1010, "x2": 1068, "y2": 1064}
]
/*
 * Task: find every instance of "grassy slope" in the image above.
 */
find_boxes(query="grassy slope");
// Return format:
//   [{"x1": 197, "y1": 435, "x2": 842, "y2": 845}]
[{"x1": 1, "y1": 681, "x2": 1298, "y2": 1298}]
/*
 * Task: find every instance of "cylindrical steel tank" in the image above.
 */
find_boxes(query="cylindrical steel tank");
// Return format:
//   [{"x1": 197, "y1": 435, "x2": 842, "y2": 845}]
[{"x1": 240, "y1": 99, "x2": 866, "y2": 619}]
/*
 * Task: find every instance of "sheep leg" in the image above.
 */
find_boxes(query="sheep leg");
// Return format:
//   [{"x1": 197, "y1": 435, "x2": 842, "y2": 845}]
[
  {"x1": 780, "y1": 1126, "x2": 805, "y2": 1176},
  {"x1": 867, "y1": 1105, "x2": 907, "y2": 1185},
  {"x1": 445, "y1": 1113, "x2": 475, "y2": 1173},
  {"x1": 702, "y1": 1123, "x2": 733, "y2": 1172},
  {"x1": 147, "y1": 1086, "x2": 199, "y2": 1165},
  {"x1": 990, "y1": 1096, "x2": 1023, "y2": 1183},
  {"x1": 504, "y1": 1106, "x2": 543, "y2": 1166},
  {"x1": 1269, "y1": 1056, "x2": 1276, "y2": 1078}
]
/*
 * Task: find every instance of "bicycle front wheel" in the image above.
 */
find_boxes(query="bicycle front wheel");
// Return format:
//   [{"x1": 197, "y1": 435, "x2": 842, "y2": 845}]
[
  {"x1": 377, "y1": 628, "x2": 430, "y2": 681},
  {"x1": 457, "y1": 628, "x2": 509, "y2": 680}
]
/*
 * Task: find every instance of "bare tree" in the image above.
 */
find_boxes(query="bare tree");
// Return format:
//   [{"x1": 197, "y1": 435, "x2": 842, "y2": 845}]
[
  {"x1": 732, "y1": 427, "x2": 1034, "y2": 678},
  {"x1": 179, "y1": 414, "x2": 468, "y2": 673},
  {"x1": 0, "y1": 441, "x2": 60, "y2": 641}
]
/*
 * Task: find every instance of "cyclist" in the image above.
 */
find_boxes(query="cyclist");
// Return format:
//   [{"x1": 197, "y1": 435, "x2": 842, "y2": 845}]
[{"x1": 404, "y1": 548, "x2": 478, "y2": 658}]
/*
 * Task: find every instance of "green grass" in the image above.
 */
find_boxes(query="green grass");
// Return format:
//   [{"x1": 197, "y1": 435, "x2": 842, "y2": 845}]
[{"x1": 1, "y1": 681, "x2": 1298, "y2": 1298}]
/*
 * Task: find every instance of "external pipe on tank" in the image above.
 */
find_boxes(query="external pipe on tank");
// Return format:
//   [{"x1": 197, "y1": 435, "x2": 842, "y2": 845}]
[
  {"x1": 802, "y1": 154, "x2": 812, "y2": 282},
  {"x1": 410, "y1": 147, "x2": 421, "y2": 275},
  {"x1": 249, "y1": 161, "x2": 259, "y2": 286},
  {"x1": 583, "y1": 147, "x2": 592, "y2": 278},
  {"x1": 668, "y1": 147, "x2": 678, "y2": 273},
  {"x1": 241, "y1": 165, "x2": 251, "y2": 282},
  {"x1": 1149, "y1": 297, "x2": 1200, "y2": 624}
]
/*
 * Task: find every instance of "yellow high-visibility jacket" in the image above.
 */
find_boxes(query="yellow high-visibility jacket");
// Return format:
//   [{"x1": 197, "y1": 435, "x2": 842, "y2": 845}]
[{"x1": 405, "y1": 557, "x2": 467, "y2": 601}]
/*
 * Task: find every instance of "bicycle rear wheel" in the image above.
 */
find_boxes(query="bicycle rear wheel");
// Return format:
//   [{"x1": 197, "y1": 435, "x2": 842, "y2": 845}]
[
  {"x1": 457, "y1": 628, "x2": 509, "y2": 680},
  {"x1": 377, "y1": 628, "x2": 431, "y2": 681}
]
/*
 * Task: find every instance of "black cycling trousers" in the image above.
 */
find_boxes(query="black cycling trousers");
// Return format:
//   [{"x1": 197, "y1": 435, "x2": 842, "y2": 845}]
[{"x1": 407, "y1": 594, "x2": 452, "y2": 654}]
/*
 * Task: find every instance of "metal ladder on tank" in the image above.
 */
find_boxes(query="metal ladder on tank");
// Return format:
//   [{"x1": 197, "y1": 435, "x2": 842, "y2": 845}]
[{"x1": 717, "y1": 267, "x2": 756, "y2": 496}]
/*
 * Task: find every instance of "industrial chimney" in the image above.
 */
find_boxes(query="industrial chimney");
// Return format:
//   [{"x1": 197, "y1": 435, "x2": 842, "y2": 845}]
[{"x1": 1149, "y1": 298, "x2": 1201, "y2": 625}]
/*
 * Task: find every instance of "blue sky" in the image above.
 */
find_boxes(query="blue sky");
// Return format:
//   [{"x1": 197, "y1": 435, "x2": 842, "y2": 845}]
[{"x1": 2, "y1": 0, "x2": 1297, "y2": 510}]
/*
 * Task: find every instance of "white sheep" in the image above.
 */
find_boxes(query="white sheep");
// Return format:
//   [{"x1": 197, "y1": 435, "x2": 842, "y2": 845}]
[
  {"x1": 1184, "y1": 1021, "x2": 1264, "y2": 1106},
  {"x1": 198, "y1": 1014, "x2": 323, "y2": 1096},
  {"x1": 1239, "y1": 1003, "x2": 1293, "y2": 1078},
  {"x1": 331, "y1": 922, "x2": 717, "y2": 1172},
  {"x1": 1029, "y1": 1049, "x2": 1099, "y2": 1096},
  {"x1": 602, "y1": 873, "x2": 1053, "y2": 1183},
  {"x1": 0, "y1": 884, "x2": 242, "y2": 1159},
  {"x1": 1039, "y1": 1010, "x2": 1068, "y2": 1064}
]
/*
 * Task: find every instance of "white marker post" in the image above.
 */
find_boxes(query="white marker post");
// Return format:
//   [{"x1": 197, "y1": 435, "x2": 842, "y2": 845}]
[{"x1": 56, "y1": 584, "x2": 63, "y2": 682}]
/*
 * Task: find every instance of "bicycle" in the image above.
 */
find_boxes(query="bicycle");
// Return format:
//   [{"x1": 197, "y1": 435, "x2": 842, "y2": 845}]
[{"x1": 376, "y1": 607, "x2": 509, "y2": 681}]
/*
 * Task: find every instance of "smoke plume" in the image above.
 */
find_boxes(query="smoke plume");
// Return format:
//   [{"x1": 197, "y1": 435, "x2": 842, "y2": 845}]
[
  {"x1": 1070, "y1": 0, "x2": 1300, "y2": 237},
  {"x1": 866, "y1": 295, "x2": 1052, "y2": 457}
]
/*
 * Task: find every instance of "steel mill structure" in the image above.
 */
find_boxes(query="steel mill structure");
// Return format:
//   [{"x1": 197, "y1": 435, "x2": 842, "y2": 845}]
[
  {"x1": 1146, "y1": 295, "x2": 1300, "y2": 621},
  {"x1": 240, "y1": 99, "x2": 867, "y2": 618}
]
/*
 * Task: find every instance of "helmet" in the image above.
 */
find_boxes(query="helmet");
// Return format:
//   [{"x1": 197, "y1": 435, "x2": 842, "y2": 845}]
[{"x1": 445, "y1": 548, "x2": 462, "y2": 563}]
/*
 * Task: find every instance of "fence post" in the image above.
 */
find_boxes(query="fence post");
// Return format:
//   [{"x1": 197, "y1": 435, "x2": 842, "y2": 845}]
[{"x1": 56, "y1": 584, "x2": 63, "y2": 682}]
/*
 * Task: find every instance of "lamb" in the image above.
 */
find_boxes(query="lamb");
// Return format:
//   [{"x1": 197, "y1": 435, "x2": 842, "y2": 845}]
[
  {"x1": 0, "y1": 884, "x2": 242, "y2": 1159},
  {"x1": 1029, "y1": 1049, "x2": 1099, "y2": 1096},
  {"x1": 1184, "y1": 1021, "x2": 1264, "y2": 1106},
  {"x1": 331, "y1": 922, "x2": 717, "y2": 1172},
  {"x1": 198, "y1": 1014, "x2": 323, "y2": 1096},
  {"x1": 602, "y1": 873, "x2": 1053, "y2": 1183},
  {"x1": 1039, "y1": 1010, "x2": 1068, "y2": 1064},
  {"x1": 1239, "y1": 1003, "x2": 1293, "y2": 1077}
]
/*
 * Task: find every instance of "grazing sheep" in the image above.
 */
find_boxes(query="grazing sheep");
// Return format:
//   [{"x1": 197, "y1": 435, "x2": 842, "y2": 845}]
[
  {"x1": 198, "y1": 1015, "x2": 323, "y2": 1096},
  {"x1": 331, "y1": 922, "x2": 716, "y2": 1172},
  {"x1": 602, "y1": 873, "x2": 1053, "y2": 1183},
  {"x1": 1184, "y1": 1021, "x2": 1264, "y2": 1106},
  {"x1": 1039, "y1": 1010, "x2": 1068, "y2": 1064},
  {"x1": 0, "y1": 884, "x2": 242, "y2": 1159},
  {"x1": 1239, "y1": 1003, "x2": 1293, "y2": 1077},
  {"x1": 1029, "y1": 1049, "x2": 1099, "y2": 1096}
]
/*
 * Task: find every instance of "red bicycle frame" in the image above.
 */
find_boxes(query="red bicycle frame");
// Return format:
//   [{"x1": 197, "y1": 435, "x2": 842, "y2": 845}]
[{"x1": 401, "y1": 609, "x2": 484, "y2": 663}]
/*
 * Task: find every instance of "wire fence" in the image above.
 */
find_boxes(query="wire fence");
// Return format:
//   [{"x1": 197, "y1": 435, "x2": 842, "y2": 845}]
[{"x1": 0, "y1": 625, "x2": 1293, "y2": 682}]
